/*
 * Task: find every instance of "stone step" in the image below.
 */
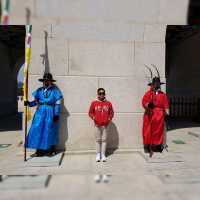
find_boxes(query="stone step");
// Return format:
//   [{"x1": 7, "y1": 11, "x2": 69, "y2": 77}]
[
  {"x1": 24, "y1": 153, "x2": 64, "y2": 167},
  {"x1": 0, "y1": 175, "x2": 51, "y2": 190}
]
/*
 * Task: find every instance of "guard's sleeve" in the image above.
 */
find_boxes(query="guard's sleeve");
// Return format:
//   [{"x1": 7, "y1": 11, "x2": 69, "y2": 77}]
[
  {"x1": 30, "y1": 88, "x2": 40, "y2": 107},
  {"x1": 32, "y1": 88, "x2": 39, "y2": 100},
  {"x1": 53, "y1": 87, "x2": 63, "y2": 116},
  {"x1": 54, "y1": 100, "x2": 62, "y2": 116},
  {"x1": 142, "y1": 91, "x2": 151, "y2": 109},
  {"x1": 54, "y1": 87, "x2": 63, "y2": 101},
  {"x1": 29, "y1": 100, "x2": 37, "y2": 107}
]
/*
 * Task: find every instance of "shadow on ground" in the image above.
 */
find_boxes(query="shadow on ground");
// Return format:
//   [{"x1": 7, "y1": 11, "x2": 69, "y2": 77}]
[{"x1": 167, "y1": 118, "x2": 200, "y2": 131}]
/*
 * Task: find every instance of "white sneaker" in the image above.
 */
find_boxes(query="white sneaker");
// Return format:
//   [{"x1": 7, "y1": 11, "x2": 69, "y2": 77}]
[
  {"x1": 96, "y1": 153, "x2": 101, "y2": 162},
  {"x1": 101, "y1": 154, "x2": 106, "y2": 162},
  {"x1": 94, "y1": 174, "x2": 101, "y2": 183},
  {"x1": 102, "y1": 174, "x2": 109, "y2": 183}
]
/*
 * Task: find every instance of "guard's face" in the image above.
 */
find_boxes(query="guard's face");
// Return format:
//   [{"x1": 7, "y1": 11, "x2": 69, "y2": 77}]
[
  {"x1": 153, "y1": 81, "x2": 161, "y2": 90},
  {"x1": 43, "y1": 80, "x2": 51, "y2": 87},
  {"x1": 97, "y1": 90, "x2": 106, "y2": 101}
]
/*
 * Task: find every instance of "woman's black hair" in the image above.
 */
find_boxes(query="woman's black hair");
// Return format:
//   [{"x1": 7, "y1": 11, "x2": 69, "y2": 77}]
[{"x1": 97, "y1": 88, "x2": 105, "y2": 94}]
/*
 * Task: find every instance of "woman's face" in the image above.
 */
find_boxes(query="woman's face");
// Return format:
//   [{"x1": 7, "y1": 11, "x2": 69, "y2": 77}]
[{"x1": 97, "y1": 90, "x2": 106, "y2": 101}]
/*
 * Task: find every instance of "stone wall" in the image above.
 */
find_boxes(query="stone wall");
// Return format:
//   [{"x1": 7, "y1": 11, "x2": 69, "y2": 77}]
[{"x1": 9, "y1": 0, "x2": 189, "y2": 150}]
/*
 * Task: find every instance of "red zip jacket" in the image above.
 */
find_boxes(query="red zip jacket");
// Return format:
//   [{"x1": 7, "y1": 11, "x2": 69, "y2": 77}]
[{"x1": 89, "y1": 99, "x2": 114, "y2": 126}]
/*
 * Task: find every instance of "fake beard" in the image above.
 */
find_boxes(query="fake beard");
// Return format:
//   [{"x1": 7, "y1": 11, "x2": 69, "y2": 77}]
[{"x1": 44, "y1": 82, "x2": 50, "y2": 88}]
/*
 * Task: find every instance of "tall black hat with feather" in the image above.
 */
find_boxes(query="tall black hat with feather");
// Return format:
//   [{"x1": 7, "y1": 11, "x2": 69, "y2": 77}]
[{"x1": 144, "y1": 64, "x2": 165, "y2": 86}]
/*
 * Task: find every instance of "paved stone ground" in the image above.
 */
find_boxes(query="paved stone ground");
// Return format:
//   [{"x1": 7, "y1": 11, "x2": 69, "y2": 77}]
[{"x1": 0, "y1": 126, "x2": 200, "y2": 200}]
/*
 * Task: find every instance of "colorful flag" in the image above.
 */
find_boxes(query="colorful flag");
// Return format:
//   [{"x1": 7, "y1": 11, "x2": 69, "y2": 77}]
[{"x1": 1, "y1": 0, "x2": 10, "y2": 25}]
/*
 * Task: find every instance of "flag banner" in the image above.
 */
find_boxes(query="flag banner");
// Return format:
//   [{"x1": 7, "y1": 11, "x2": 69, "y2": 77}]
[{"x1": 1, "y1": 0, "x2": 10, "y2": 25}]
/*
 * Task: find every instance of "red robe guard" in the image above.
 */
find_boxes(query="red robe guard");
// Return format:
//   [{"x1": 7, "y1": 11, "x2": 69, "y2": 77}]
[{"x1": 142, "y1": 87, "x2": 169, "y2": 154}]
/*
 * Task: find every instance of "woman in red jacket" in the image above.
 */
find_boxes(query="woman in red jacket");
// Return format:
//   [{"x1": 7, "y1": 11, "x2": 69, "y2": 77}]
[{"x1": 89, "y1": 88, "x2": 114, "y2": 162}]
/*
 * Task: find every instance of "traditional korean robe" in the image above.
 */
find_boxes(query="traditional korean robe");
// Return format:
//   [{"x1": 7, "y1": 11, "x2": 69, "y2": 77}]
[
  {"x1": 142, "y1": 88, "x2": 169, "y2": 152},
  {"x1": 26, "y1": 85, "x2": 63, "y2": 150}
]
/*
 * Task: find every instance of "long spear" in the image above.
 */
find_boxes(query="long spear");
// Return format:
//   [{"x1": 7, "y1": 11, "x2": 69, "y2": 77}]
[{"x1": 23, "y1": 25, "x2": 32, "y2": 161}]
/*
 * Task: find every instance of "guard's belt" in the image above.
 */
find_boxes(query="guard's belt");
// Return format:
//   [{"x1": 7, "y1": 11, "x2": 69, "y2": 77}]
[{"x1": 39, "y1": 102, "x2": 54, "y2": 106}]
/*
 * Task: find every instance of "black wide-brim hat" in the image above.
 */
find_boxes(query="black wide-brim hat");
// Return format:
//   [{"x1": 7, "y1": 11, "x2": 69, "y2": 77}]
[
  {"x1": 148, "y1": 77, "x2": 165, "y2": 86},
  {"x1": 38, "y1": 73, "x2": 56, "y2": 82}
]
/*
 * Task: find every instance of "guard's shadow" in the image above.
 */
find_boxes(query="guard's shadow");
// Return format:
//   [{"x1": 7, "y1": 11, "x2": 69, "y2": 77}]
[
  {"x1": 56, "y1": 98, "x2": 69, "y2": 152},
  {"x1": 40, "y1": 31, "x2": 50, "y2": 73},
  {"x1": 106, "y1": 122, "x2": 119, "y2": 157}
]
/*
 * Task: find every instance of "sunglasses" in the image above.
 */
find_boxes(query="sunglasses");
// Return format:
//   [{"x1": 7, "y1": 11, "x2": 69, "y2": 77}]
[{"x1": 98, "y1": 92, "x2": 105, "y2": 95}]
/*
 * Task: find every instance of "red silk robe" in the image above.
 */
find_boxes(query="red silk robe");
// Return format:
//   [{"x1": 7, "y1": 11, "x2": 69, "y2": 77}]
[{"x1": 142, "y1": 89, "x2": 169, "y2": 146}]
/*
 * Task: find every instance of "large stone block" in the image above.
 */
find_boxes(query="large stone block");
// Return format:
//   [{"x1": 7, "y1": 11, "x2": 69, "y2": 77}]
[
  {"x1": 144, "y1": 24, "x2": 166, "y2": 43},
  {"x1": 35, "y1": 0, "x2": 160, "y2": 23},
  {"x1": 30, "y1": 38, "x2": 68, "y2": 76},
  {"x1": 57, "y1": 113, "x2": 143, "y2": 150},
  {"x1": 56, "y1": 76, "x2": 98, "y2": 113},
  {"x1": 9, "y1": 0, "x2": 36, "y2": 19},
  {"x1": 28, "y1": 75, "x2": 166, "y2": 116},
  {"x1": 52, "y1": 21, "x2": 144, "y2": 42},
  {"x1": 101, "y1": 0, "x2": 160, "y2": 23},
  {"x1": 99, "y1": 77, "x2": 145, "y2": 113},
  {"x1": 158, "y1": 0, "x2": 189, "y2": 24},
  {"x1": 9, "y1": 17, "x2": 53, "y2": 39},
  {"x1": 129, "y1": 24, "x2": 145, "y2": 42},
  {"x1": 31, "y1": 19, "x2": 54, "y2": 38},
  {"x1": 58, "y1": 113, "x2": 94, "y2": 150},
  {"x1": 29, "y1": 75, "x2": 98, "y2": 113},
  {"x1": 28, "y1": 75, "x2": 151, "y2": 114},
  {"x1": 28, "y1": 75, "x2": 41, "y2": 100},
  {"x1": 9, "y1": 0, "x2": 189, "y2": 24},
  {"x1": 69, "y1": 40, "x2": 134, "y2": 76},
  {"x1": 134, "y1": 42, "x2": 165, "y2": 77},
  {"x1": 35, "y1": 0, "x2": 104, "y2": 19},
  {"x1": 113, "y1": 113, "x2": 143, "y2": 149}
]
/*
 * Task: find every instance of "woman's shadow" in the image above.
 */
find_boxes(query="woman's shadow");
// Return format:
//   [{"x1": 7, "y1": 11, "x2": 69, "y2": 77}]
[{"x1": 106, "y1": 122, "x2": 119, "y2": 157}]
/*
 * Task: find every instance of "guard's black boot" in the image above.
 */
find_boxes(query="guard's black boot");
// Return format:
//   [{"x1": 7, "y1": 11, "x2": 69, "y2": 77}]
[
  {"x1": 30, "y1": 149, "x2": 44, "y2": 157},
  {"x1": 48, "y1": 145, "x2": 57, "y2": 156}
]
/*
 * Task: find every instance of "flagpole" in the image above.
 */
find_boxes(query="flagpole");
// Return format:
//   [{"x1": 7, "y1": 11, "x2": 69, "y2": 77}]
[
  {"x1": 24, "y1": 73, "x2": 28, "y2": 162},
  {"x1": 24, "y1": 25, "x2": 32, "y2": 161}
]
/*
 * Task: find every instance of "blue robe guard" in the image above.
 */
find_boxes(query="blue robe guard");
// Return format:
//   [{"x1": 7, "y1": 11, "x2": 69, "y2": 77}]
[{"x1": 26, "y1": 85, "x2": 63, "y2": 150}]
